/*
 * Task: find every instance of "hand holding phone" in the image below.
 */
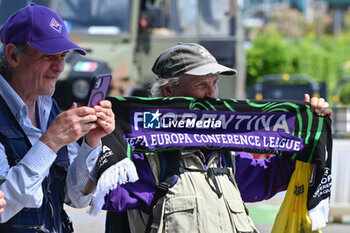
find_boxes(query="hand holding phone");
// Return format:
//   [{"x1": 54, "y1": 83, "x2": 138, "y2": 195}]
[{"x1": 86, "y1": 74, "x2": 112, "y2": 107}]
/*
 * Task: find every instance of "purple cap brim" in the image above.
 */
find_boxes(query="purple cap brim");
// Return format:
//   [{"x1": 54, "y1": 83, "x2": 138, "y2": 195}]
[
  {"x1": 185, "y1": 63, "x2": 237, "y2": 76},
  {"x1": 28, "y1": 37, "x2": 86, "y2": 55}
]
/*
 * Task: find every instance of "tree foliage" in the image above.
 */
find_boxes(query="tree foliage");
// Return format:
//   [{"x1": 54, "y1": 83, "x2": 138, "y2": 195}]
[{"x1": 246, "y1": 19, "x2": 350, "y2": 105}]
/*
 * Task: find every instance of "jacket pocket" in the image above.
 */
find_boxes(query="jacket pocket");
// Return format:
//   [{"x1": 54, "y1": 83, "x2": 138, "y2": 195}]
[
  {"x1": 163, "y1": 195, "x2": 197, "y2": 233},
  {"x1": 227, "y1": 199, "x2": 256, "y2": 233}
]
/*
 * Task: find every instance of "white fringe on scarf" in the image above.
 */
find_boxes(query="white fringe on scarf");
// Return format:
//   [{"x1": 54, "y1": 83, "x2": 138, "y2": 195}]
[
  {"x1": 88, "y1": 157, "x2": 139, "y2": 216},
  {"x1": 309, "y1": 198, "x2": 329, "y2": 230}
]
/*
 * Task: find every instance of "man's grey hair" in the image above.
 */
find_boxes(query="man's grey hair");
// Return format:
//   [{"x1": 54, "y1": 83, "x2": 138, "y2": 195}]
[
  {"x1": 150, "y1": 76, "x2": 181, "y2": 97},
  {"x1": 0, "y1": 43, "x2": 27, "y2": 79}
]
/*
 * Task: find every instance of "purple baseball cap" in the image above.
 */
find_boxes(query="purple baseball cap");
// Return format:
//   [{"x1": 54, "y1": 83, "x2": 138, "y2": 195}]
[{"x1": 0, "y1": 4, "x2": 86, "y2": 55}]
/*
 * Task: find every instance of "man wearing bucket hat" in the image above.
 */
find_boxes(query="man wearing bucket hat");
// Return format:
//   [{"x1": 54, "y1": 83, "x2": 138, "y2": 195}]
[
  {"x1": 0, "y1": 4, "x2": 115, "y2": 232},
  {"x1": 104, "y1": 43, "x2": 332, "y2": 233}
]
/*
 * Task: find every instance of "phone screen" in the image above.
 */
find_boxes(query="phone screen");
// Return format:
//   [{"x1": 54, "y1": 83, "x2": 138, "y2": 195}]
[{"x1": 86, "y1": 74, "x2": 112, "y2": 107}]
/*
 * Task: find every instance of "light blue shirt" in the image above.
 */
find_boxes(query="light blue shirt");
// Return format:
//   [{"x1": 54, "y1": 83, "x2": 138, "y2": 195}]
[{"x1": 0, "y1": 75, "x2": 101, "y2": 223}]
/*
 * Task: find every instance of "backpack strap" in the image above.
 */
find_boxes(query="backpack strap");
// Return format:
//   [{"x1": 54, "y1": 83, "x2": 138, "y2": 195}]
[{"x1": 145, "y1": 150, "x2": 181, "y2": 233}]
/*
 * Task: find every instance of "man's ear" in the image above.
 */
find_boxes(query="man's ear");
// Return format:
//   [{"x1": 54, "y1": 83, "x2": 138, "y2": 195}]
[
  {"x1": 162, "y1": 85, "x2": 174, "y2": 97},
  {"x1": 5, "y1": 44, "x2": 20, "y2": 67}
]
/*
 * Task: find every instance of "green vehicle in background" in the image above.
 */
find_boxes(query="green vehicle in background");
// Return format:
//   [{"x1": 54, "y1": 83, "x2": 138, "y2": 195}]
[{"x1": 0, "y1": 0, "x2": 245, "y2": 108}]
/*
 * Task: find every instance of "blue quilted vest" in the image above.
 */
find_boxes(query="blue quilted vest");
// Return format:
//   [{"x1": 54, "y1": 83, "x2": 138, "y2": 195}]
[{"x1": 0, "y1": 96, "x2": 72, "y2": 233}]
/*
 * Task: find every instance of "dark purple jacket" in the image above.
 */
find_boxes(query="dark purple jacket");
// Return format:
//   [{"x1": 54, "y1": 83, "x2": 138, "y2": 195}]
[{"x1": 103, "y1": 152, "x2": 295, "y2": 213}]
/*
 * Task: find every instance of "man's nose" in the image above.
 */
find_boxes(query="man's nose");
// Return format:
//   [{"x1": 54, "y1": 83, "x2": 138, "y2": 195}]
[
  {"x1": 51, "y1": 56, "x2": 65, "y2": 73},
  {"x1": 204, "y1": 86, "x2": 216, "y2": 98}
]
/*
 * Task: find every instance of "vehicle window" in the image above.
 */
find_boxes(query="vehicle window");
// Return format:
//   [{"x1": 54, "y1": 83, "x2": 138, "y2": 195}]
[
  {"x1": 201, "y1": 0, "x2": 231, "y2": 36},
  {"x1": 0, "y1": 0, "x2": 41, "y2": 25},
  {"x1": 55, "y1": 0, "x2": 131, "y2": 33},
  {"x1": 0, "y1": 0, "x2": 230, "y2": 36},
  {"x1": 149, "y1": 0, "x2": 231, "y2": 37}
]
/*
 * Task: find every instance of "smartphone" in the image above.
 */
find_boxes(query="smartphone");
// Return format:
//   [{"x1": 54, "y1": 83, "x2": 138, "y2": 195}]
[
  {"x1": 0, "y1": 176, "x2": 6, "y2": 185},
  {"x1": 86, "y1": 74, "x2": 112, "y2": 107}
]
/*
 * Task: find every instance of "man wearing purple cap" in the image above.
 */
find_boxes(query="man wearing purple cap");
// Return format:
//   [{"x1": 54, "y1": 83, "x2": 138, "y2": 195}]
[
  {"x1": 0, "y1": 4, "x2": 115, "y2": 232},
  {"x1": 104, "y1": 43, "x2": 332, "y2": 233}
]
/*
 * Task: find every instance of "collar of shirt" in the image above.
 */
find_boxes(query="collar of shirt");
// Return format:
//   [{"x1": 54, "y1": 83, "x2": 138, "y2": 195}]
[{"x1": 0, "y1": 74, "x2": 52, "y2": 131}]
